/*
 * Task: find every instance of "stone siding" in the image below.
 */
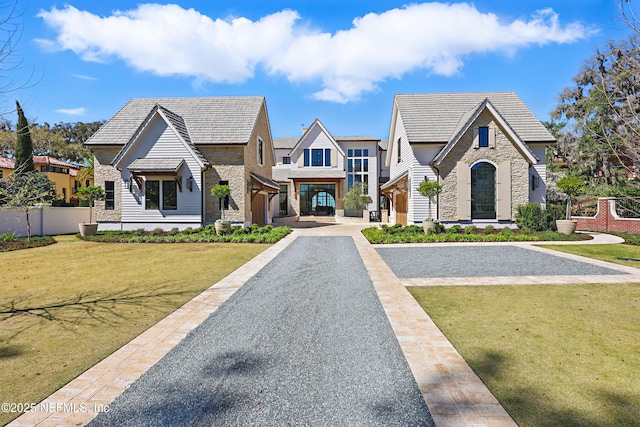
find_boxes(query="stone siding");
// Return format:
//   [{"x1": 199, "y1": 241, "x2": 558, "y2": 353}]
[
  {"x1": 438, "y1": 111, "x2": 530, "y2": 221},
  {"x1": 200, "y1": 146, "x2": 246, "y2": 224},
  {"x1": 93, "y1": 147, "x2": 122, "y2": 222}
]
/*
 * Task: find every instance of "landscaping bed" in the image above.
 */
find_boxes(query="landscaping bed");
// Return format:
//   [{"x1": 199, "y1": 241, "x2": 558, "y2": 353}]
[
  {"x1": 77, "y1": 224, "x2": 292, "y2": 244},
  {"x1": 362, "y1": 224, "x2": 592, "y2": 244},
  {"x1": 0, "y1": 234, "x2": 56, "y2": 252}
]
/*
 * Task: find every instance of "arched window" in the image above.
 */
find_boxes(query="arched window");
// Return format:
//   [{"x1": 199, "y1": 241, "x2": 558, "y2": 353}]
[{"x1": 471, "y1": 162, "x2": 496, "y2": 219}]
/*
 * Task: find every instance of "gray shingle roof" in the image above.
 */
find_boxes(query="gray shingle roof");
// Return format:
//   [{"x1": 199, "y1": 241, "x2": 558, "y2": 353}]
[
  {"x1": 128, "y1": 158, "x2": 184, "y2": 172},
  {"x1": 87, "y1": 97, "x2": 266, "y2": 146},
  {"x1": 395, "y1": 92, "x2": 555, "y2": 143},
  {"x1": 273, "y1": 137, "x2": 300, "y2": 149}
]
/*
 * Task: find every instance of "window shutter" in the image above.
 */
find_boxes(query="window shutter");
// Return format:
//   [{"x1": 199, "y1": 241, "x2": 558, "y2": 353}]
[
  {"x1": 489, "y1": 125, "x2": 496, "y2": 149},
  {"x1": 457, "y1": 162, "x2": 471, "y2": 220},
  {"x1": 497, "y1": 161, "x2": 512, "y2": 220},
  {"x1": 331, "y1": 148, "x2": 337, "y2": 167},
  {"x1": 473, "y1": 127, "x2": 479, "y2": 149},
  {"x1": 303, "y1": 149, "x2": 310, "y2": 167}
]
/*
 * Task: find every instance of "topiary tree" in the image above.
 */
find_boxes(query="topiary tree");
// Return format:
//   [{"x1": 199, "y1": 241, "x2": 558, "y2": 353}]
[
  {"x1": 417, "y1": 180, "x2": 443, "y2": 221},
  {"x1": 211, "y1": 184, "x2": 230, "y2": 220},
  {"x1": 556, "y1": 175, "x2": 585, "y2": 220},
  {"x1": 77, "y1": 185, "x2": 105, "y2": 224},
  {"x1": 14, "y1": 101, "x2": 34, "y2": 173}
]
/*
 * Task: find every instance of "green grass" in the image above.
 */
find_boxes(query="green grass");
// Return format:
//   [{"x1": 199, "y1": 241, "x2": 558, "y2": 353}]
[
  {"x1": 539, "y1": 243, "x2": 640, "y2": 268},
  {"x1": 409, "y1": 284, "x2": 640, "y2": 426},
  {"x1": 0, "y1": 235, "x2": 268, "y2": 425}
]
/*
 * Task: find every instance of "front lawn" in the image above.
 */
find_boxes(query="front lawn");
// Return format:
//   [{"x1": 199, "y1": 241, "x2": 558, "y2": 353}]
[
  {"x1": 409, "y1": 284, "x2": 640, "y2": 426},
  {"x1": 0, "y1": 236, "x2": 268, "y2": 425},
  {"x1": 362, "y1": 224, "x2": 591, "y2": 244},
  {"x1": 539, "y1": 243, "x2": 640, "y2": 268}
]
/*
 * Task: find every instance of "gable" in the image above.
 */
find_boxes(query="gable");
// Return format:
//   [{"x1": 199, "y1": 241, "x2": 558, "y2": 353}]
[
  {"x1": 290, "y1": 119, "x2": 346, "y2": 159},
  {"x1": 113, "y1": 108, "x2": 207, "y2": 170},
  {"x1": 433, "y1": 100, "x2": 538, "y2": 166}
]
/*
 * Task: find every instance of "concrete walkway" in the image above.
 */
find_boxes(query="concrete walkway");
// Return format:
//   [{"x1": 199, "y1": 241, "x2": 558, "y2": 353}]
[{"x1": 9, "y1": 224, "x2": 637, "y2": 427}]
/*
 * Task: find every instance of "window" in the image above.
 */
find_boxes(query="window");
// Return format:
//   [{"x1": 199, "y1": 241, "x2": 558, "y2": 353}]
[
  {"x1": 347, "y1": 148, "x2": 370, "y2": 190},
  {"x1": 0, "y1": 170, "x2": 3, "y2": 179},
  {"x1": 397, "y1": 138, "x2": 402, "y2": 162},
  {"x1": 479, "y1": 127, "x2": 489, "y2": 147},
  {"x1": 304, "y1": 149, "x2": 310, "y2": 167},
  {"x1": 40, "y1": 166, "x2": 47, "y2": 172},
  {"x1": 283, "y1": 156, "x2": 291, "y2": 165},
  {"x1": 257, "y1": 138, "x2": 264, "y2": 166},
  {"x1": 162, "y1": 180, "x2": 177, "y2": 210},
  {"x1": 219, "y1": 180, "x2": 229, "y2": 210},
  {"x1": 325, "y1": 149, "x2": 331, "y2": 166},
  {"x1": 62, "y1": 188, "x2": 66, "y2": 200},
  {"x1": 105, "y1": 181, "x2": 115, "y2": 210},
  {"x1": 145, "y1": 181, "x2": 160, "y2": 210},
  {"x1": 279, "y1": 184, "x2": 288, "y2": 216},
  {"x1": 312, "y1": 149, "x2": 323, "y2": 166}
]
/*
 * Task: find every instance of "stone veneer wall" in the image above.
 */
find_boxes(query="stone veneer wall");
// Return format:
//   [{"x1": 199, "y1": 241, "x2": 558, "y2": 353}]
[
  {"x1": 200, "y1": 146, "x2": 246, "y2": 224},
  {"x1": 438, "y1": 111, "x2": 530, "y2": 221},
  {"x1": 93, "y1": 147, "x2": 123, "y2": 222}
]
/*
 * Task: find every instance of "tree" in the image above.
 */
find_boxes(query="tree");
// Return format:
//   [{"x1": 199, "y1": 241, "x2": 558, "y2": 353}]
[
  {"x1": 0, "y1": 166, "x2": 56, "y2": 240},
  {"x1": 77, "y1": 185, "x2": 105, "y2": 224},
  {"x1": 211, "y1": 184, "x2": 230, "y2": 220},
  {"x1": 343, "y1": 183, "x2": 368, "y2": 212},
  {"x1": 77, "y1": 155, "x2": 94, "y2": 184},
  {"x1": 417, "y1": 180, "x2": 443, "y2": 221},
  {"x1": 13, "y1": 101, "x2": 33, "y2": 173},
  {"x1": 551, "y1": 35, "x2": 640, "y2": 187},
  {"x1": 556, "y1": 175, "x2": 585, "y2": 220}
]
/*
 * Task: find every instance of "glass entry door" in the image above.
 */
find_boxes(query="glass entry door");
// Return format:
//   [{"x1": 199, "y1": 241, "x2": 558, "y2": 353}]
[
  {"x1": 300, "y1": 184, "x2": 336, "y2": 216},
  {"x1": 471, "y1": 162, "x2": 496, "y2": 219}
]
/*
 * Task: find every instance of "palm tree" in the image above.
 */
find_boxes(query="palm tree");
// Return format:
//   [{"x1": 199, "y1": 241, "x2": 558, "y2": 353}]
[{"x1": 77, "y1": 155, "x2": 94, "y2": 186}]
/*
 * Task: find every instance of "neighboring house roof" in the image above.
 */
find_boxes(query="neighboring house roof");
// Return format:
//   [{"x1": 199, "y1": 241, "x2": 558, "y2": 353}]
[
  {"x1": 86, "y1": 96, "x2": 267, "y2": 146},
  {"x1": 0, "y1": 156, "x2": 80, "y2": 169},
  {"x1": 394, "y1": 92, "x2": 555, "y2": 143},
  {"x1": 334, "y1": 136, "x2": 380, "y2": 142},
  {"x1": 378, "y1": 139, "x2": 389, "y2": 150}
]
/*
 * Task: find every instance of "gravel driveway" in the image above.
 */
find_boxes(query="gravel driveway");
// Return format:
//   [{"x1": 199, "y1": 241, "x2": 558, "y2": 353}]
[
  {"x1": 88, "y1": 236, "x2": 433, "y2": 426},
  {"x1": 376, "y1": 245, "x2": 628, "y2": 278}
]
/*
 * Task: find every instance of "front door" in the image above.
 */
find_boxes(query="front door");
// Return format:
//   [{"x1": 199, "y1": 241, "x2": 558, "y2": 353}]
[
  {"x1": 252, "y1": 194, "x2": 266, "y2": 225},
  {"x1": 471, "y1": 162, "x2": 496, "y2": 219},
  {"x1": 395, "y1": 192, "x2": 408, "y2": 225},
  {"x1": 300, "y1": 184, "x2": 336, "y2": 216}
]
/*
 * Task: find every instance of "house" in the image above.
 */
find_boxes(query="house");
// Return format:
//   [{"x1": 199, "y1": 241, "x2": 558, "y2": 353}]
[
  {"x1": 382, "y1": 92, "x2": 556, "y2": 226},
  {"x1": 0, "y1": 155, "x2": 91, "y2": 205},
  {"x1": 85, "y1": 97, "x2": 277, "y2": 230},
  {"x1": 272, "y1": 119, "x2": 388, "y2": 220}
]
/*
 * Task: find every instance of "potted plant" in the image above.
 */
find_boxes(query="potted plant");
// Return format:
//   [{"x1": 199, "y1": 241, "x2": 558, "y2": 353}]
[
  {"x1": 555, "y1": 175, "x2": 584, "y2": 234},
  {"x1": 77, "y1": 185, "x2": 105, "y2": 236},
  {"x1": 211, "y1": 184, "x2": 231, "y2": 235},
  {"x1": 417, "y1": 180, "x2": 443, "y2": 232}
]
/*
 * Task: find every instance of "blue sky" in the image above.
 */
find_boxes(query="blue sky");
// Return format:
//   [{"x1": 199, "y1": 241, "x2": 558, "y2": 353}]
[{"x1": 6, "y1": 0, "x2": 635, "y2": 139}]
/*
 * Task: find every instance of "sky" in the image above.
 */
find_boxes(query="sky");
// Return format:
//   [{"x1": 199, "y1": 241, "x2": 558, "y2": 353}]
[{"x1": 3, "y1": 0, "x2": 636, "y2": 139}]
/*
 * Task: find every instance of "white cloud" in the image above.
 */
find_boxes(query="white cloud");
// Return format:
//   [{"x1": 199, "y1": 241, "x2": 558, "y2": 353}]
[
  {"x1": 56, "y1": 107, "x2": 86, "y2": 116},
  {"x1": 37, "y1": 3, "x2": 594, "y2": 103},
  {"x1": 73, "y1": 74, "x2": 99, "y2": 81}
]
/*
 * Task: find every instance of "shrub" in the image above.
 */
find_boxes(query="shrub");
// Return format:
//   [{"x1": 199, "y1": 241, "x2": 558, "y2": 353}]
[
  {"x1": 515, "y1": 203, "x2": 546, "y2": 232},
  {"x1": 134, "y1": 228, "x2": 146, "y2": 236},
  {"x1": 483, "y1": 225, "x2": 494, "y2": 235},
  {"x1": 499, "y1": 227, "x2": 513, "y2": 235},
  {"x1": 448, "y1": 224, "x2": 463, "y2": 234},
  {"x1": 0, "y1": 231, "x2": 17, "y2": 242},
  {"x1": 151, "y1": 227, "x2": 164, "y2": 236},
  {"x1": 464, "y1": 225, "x2": 477, "y2": 235},
  {"x1": 168, "y1": 227, "x2": 180, "y2": 236}
]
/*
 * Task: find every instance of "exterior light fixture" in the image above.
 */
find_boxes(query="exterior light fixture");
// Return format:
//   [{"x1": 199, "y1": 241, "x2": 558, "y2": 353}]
[{"x1": 187, "y1": 176, "x2": 194, "y2": 192}]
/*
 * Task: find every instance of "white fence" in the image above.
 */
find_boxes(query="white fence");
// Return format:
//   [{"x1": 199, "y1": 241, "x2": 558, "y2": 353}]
[{"x1": 0, "y1": 205, "x2": 93, "y2": 237}]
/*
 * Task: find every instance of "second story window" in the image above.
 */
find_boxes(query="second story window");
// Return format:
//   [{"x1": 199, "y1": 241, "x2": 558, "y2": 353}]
[
  {"x1": 397, "y1": 138, "x2": 402, "y2": 163},
  {"x1": 304, "y1": 148, "x2": 332, "y2": 167},
  {"x1": 257, "y1": 138, "x2": 264, "y2": 165},
  {"x1": 283, "y1": 156, "x2": 291, "y2": 164},
  {"x1": 479, "y1": 127, "x2": 489, "y2": 147}
]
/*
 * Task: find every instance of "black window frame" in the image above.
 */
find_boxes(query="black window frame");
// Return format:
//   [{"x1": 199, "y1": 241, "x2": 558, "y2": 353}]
[
  {"x1": 162, "y1": 180, "x2": 178, "y2": 210},
  {"x1": 145, "y1": 180, "x2": 160, "y2": 210},
  {"x1": 219, "y1": 180, "x2": 230, "y2": 210},
  {"x1": 105, "y1": 181, "x2": 115, "y2": 210}
]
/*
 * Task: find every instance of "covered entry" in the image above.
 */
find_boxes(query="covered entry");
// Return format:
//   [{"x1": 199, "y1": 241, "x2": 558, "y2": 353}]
[
  {"x1": 249, "y1": 172, "x2": 279, "y2": 225},
  {"x1": 300, "y1": 183, "x2": 336, "y2": 216}
]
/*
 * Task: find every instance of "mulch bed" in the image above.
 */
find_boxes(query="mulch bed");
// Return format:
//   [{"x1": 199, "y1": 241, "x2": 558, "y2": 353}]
[{"x1": 0, "y1": 237, "x2": 56, "y2": 252}]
